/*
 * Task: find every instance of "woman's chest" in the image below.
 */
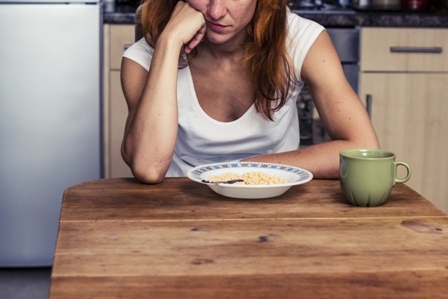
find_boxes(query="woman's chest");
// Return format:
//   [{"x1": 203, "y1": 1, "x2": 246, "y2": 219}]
[{"x1": 189, "y1": 63, "x2": 255, "y2": 122}]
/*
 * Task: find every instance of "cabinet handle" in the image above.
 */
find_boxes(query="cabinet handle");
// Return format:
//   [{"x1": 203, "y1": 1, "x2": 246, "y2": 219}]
[
  {"x1": 390, "y1": 46, "x2": 443, "y2": 54},
  {"x1": 366, "y1": 94, "x2": 372, "y2": 119}
]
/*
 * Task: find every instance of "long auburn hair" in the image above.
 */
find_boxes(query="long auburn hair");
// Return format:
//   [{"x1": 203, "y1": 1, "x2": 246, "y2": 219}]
[{"x1": 139, "y1": 0, "x2": 293, "y2": 120}]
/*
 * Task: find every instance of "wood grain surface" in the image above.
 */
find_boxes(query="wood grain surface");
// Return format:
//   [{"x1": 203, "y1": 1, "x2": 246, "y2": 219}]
[
  {"x1": 50, "y1": 178, "x2": 448, "y2": 298},
  {"x1": 59, "y1": 178, "x2": 445, "y2": 221}
]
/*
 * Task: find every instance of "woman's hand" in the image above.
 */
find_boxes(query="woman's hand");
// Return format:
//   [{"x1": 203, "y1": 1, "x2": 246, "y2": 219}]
[{"x1": 163, "y1": 1, "x2": 207, "y2": 54}]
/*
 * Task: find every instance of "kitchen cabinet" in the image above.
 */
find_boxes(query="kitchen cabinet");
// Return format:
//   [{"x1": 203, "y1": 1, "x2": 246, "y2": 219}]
[
  {"x1": 103, "y1": 24, "x2": 134, "y2": 178},
  {"x1": 359, "y1": 28, "x2": 448, "y2": 213}
]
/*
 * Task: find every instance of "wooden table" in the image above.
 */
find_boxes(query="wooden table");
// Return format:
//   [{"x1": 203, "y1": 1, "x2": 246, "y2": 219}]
[{"x1": 49, "y1": 178, "x2": 448, "y2": 298}]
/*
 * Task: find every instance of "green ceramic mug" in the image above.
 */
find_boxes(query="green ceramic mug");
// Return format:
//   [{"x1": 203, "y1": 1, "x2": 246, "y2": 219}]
[{"x1": 339, "y1": 149, "x2": 412, "y2": 207}]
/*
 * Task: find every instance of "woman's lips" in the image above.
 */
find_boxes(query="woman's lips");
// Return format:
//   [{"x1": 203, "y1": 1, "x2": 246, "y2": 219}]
[{"x1": 206, "y1": 21, "x2": 227, "y2": 32}]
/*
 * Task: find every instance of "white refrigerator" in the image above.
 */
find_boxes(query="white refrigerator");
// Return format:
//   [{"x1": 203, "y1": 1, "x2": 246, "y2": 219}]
[{"x1": 0, "y1": 0, "x2": 102, "y2": 267}]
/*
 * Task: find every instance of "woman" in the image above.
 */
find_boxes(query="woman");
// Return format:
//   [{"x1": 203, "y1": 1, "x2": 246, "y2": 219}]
[{"x1": 120, "y1": 0, "x2": 379, "y2": 184}]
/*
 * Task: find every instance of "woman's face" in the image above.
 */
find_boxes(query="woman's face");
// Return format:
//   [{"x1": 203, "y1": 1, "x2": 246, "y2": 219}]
[{"x1": 187, "y1": 0, "x2": 258, "y2": 45}]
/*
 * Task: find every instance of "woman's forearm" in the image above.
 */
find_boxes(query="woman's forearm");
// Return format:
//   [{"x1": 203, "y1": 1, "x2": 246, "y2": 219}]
[
  {"x1": 243, "y1": 137, "x2": 380, "y2": 179},
  {"x1": 122, "y1": 36, "x2": 183, "y2": 183},
  {"x1": 122, "y1": 2, "x2": 206, "y2": 183}
]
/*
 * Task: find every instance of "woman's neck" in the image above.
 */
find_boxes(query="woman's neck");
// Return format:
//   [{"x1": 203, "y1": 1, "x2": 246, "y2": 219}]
[{"x1": 196, "y1": 27, "x2": 249, "y2": 59}]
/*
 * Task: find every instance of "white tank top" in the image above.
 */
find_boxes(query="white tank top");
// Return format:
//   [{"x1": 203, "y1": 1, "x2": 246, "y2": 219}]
[{"x1": 123, "y1": 13, "x2": 324, "y2": 177}]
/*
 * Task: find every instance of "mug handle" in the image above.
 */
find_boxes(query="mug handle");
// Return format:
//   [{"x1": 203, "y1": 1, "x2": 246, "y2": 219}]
[{"x1": 394, "y1": 161, "x2": 412, "y2": 185}]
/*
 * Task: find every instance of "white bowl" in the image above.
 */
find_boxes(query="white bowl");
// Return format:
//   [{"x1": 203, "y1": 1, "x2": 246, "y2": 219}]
[{"x1": 187, "y1": 162, "x2": 313, "y2": 199}]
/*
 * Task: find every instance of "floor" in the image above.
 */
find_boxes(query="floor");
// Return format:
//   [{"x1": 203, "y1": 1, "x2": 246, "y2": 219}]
[{"x1": 0, "y1": 267, "x2": 52, "y2": 299}]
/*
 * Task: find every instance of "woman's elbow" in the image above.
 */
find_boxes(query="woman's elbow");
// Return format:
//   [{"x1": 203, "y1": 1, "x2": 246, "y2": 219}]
[
  {"x1": 132, "y1": 165, "x2": 166, "y2": 184},
  {"x1": 357, "y1": 130, "x2": 380, "y2": 150},
  {"x1": 130, "y1": 158, "x2": 168, "y2": 184},
  {"x1": 369, "y1": 140, "x2": 381, "y2": 150},
  {"x1": 121, "y1": 146, "x2": 167, "y2": 184}
]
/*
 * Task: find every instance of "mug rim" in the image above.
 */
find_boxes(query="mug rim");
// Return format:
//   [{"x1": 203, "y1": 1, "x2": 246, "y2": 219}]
[{"x1": 340, "y1": 149, "x2": 395, "y2": 160}]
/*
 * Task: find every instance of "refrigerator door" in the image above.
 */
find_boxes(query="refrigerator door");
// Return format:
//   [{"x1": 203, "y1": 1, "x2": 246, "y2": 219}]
[{"x1": 0, "y1": 4, "x2": 101, "y2": 266}]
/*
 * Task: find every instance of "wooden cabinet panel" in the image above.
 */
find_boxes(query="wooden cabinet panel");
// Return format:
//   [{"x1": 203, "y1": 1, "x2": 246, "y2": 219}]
[
  {"x1": 103, "y1": 24, "x2": 134, "y2": 178},
  {"x1": 360, "y1": 27, "x2": 448, "y2": 213},
  {"x1": 361, "y1": 28, "x2": 448, "y2": 72},
  {"x1": 109, "y1": 71, "x2": 133, "y2": 178},
  {"x1": 359, "y1": 73, "x2": 448, "y2": 213}
]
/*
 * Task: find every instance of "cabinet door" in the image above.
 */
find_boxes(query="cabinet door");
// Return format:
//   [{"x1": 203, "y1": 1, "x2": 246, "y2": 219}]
[{"x1": 359, "y1": 73, "x2": 448, "y2": 213}]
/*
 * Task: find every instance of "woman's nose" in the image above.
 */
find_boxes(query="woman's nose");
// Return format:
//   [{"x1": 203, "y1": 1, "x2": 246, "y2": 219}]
[{"x1": 207, "y1": 0, "x2": 226, "y2": 20}]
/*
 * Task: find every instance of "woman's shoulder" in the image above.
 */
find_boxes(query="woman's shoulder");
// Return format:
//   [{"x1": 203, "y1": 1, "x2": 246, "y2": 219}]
[
  {"x1": 122, "y1": 37, "x2": 154, "y2": 71},
  {"x1": 286, "y1": 12, "x2": 326, "y2": 55},
  {"x1": 287, "y1": 12, "x2": 325, "y2": 39},
  {"x1": 285, "y1": 13, "x2": 326, "y2": 80}
]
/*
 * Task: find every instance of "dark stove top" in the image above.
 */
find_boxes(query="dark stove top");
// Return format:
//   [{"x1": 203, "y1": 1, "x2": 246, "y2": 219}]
[{"x1": 288, "y1": 0, "x2": 356, "y2": 14}]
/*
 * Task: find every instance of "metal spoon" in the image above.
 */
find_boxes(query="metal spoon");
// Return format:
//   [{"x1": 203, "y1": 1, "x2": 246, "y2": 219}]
[{"x1": 201, "y1": 179, "x2": 245, "y2": 185}]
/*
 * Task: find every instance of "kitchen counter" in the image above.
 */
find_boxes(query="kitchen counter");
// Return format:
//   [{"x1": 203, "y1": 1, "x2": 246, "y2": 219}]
[
  {"x1": 103, "y1": 4, "x2": 136, "y2": 24},
  {"x1": 104, "y1": 4, "x2": 448, "y2": 27}
]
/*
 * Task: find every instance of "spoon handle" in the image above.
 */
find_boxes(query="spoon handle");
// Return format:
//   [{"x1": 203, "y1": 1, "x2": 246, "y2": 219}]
[{"x1": 201, "y1": 179, "x2": 245, "y2": 184}]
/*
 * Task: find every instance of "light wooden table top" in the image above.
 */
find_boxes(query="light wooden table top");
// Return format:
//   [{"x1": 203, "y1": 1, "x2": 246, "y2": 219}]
[{"x1": 49, "y1": 178, "x2": 448, "y2": 299}]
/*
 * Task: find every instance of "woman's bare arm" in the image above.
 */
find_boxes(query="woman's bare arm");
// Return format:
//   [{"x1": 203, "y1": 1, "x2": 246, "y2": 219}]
[
  {"x1": 121, "y1": 2, "x2": 206, "y2": 183},
  {"x1": 243, "y1": 30, "x2": 380, "y2": 178}
]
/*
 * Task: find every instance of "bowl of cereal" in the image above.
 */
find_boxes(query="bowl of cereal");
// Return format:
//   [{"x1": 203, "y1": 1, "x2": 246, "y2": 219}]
[{"x1": 187, "y1": 162, "x2": 313, "y2": 199}]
